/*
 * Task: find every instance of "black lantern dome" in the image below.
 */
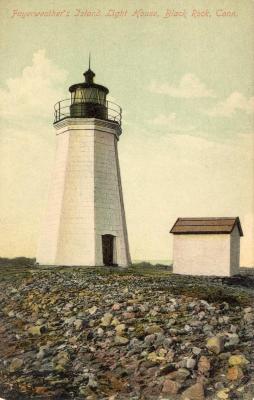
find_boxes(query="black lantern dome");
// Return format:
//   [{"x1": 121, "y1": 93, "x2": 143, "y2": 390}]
[{"x1": 69, "y1": 62, "x2": 109, "y2": 119}]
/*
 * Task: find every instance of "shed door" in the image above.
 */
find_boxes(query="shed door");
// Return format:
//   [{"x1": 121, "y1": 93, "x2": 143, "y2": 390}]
[{"x1": 102, "y1": 234, "x2": 114, "y2": 266}]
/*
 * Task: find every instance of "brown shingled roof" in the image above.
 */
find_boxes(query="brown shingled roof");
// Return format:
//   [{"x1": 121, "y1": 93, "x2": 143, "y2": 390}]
[{"x1": 170, "y1": 217, "x2": 243, "y2": 236}]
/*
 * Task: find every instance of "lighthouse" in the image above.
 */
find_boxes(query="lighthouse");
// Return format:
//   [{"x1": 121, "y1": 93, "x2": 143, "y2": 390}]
[{"x1": 37, "y1": 62, "x2": 131, "y2": 267}]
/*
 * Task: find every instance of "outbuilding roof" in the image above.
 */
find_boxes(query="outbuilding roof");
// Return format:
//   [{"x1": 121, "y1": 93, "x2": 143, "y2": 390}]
[{"x1": 170, "y1": 217, "x2": 243, "y2": 236}]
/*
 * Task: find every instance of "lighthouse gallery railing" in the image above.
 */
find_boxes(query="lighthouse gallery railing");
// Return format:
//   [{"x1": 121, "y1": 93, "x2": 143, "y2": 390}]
[{"x1": 54, "y1": 98, "x2": 122, "y2": 126}]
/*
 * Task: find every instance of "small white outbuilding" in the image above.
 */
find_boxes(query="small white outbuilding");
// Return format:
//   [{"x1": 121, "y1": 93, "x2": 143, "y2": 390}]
[{"x1": 170, "y1": 217, "x2": 243, "y2": 277}]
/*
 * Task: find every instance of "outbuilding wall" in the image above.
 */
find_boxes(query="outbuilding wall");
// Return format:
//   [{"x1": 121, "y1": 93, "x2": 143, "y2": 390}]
[
  {"x1": 173, "y1": 233, "x2": 231, "y2": 276},
  {"x1": 230, "y1": 225, "x2": 240, "y2": 275}
]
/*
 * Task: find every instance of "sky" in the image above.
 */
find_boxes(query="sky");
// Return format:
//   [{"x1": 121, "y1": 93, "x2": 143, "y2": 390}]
[{"x1": 0, "y1": 0, "x2": 253, "y2": 265}]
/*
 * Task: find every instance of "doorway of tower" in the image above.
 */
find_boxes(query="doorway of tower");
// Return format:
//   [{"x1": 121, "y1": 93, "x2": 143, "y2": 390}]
[{"x1": 102, "y1": 234, "x2": 117, "y2": 266}]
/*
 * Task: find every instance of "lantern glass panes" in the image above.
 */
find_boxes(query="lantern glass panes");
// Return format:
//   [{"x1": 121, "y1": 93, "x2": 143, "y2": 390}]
[
  {"x1": 98, "y1": 90, "x2": 106, "y2": 105},
  {"x1": 73, "y1": 88, "x2": 85, "y2": 103},
  {"x1": 71, "y1": 87, "x2": 107, "y2": 106}
]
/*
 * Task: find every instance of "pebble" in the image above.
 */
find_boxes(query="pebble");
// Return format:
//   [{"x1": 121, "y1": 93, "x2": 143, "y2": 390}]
[
  {"x1": 217, "y1": 388, "x2": 230, "y2": 399},
  {"x1": 225, "y1": 333, "x2": 239, "y2": 346},
  {"x1": 186, "y1": 357, "x2": 196, "y2": 369},
  {"x1": 162, "y1": 378, "x2": 181, "y2": 394},
  {"x1": 115, "y1": 324, "x2": 126, "y2": 335},
  {"x1": 100, "y1": 313, "x2": 113, "y2": 327},
  {"x1": 198, "y1": 356, "x2": 211, "y2": 375},
  {"x1": 226, "y1": 366, "x2": 244, "y2": 381},
  {"x1": 228, "y1": 354, "x2": 249, "y2": 366},
  {"x1": 9, "y1": 358, "x2": 23, "y2": 372},
  {"x1": 115, "y1": 335, "x2": 129, "y2": 345},
  {"x1": 181, "y1": 382, "x2": 205, "y2": 400},
  {"x1": 206, "y1": 336, "x2": 224, "y2": 354},
  {"x1": 192, "y1": 347, "x2": 202, "y2": 355},
  {"x1": 28, "y1": 325, "x2": 43, "y2": 335}
]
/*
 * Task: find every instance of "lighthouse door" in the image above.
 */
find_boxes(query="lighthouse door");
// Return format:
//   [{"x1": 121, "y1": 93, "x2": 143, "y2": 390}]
[{"x1": 102, "y1": 234, "x2": 115, "y2": 266}]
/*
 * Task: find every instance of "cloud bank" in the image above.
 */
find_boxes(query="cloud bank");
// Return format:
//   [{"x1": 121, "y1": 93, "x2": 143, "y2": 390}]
[
  {"x1": 0, "y1": 49, "x2": 67, "y2": 122},
  {"x1": 149, "y1": 73, "x2": 215, "y2": 98}
]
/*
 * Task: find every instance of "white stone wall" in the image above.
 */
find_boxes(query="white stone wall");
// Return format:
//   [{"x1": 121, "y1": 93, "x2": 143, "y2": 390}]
[
  {"x1": 36, "y1": 133, "x2": 69, "y2": 265},
  {"x1": 37, "y1": 118, "x2": 131, "y2": 267},
  {"x1": 55, "y1": 128, "x2": 95, "y2": 266},
  {"x1": 173, "y1": 234, "x2": 231, "y2": 276},
  {"x1": 230, "y1": 225, "x2": 240, "y2": 275},
  {"x1": 94, "y1": 129, "x2": 131, "y2": 266}
]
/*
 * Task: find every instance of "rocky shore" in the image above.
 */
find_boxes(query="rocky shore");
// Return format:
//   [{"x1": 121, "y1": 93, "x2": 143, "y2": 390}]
[{"x1": 0, "y1": 265, "x2": 253, "y2": 399}]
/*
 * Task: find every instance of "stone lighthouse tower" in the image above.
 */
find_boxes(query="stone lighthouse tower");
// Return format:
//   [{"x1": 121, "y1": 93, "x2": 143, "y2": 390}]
[{"x1": 37, "y1": 63, "x2": 131, "y2": 267}]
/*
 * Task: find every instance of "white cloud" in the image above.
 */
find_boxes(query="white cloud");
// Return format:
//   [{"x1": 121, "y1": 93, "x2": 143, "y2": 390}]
[
  {"x1": 207, "y1": 91, "x2": 254, "y2": 117},
  {"x1": 149, "y1": 112, "x2": 195, "y2": 132},
  {"x1": 149, "y1": 73, "x2": 215, "y2": 98},
  {"x1": 0, "y1": 49, "x2": 68, "y2": 122}
]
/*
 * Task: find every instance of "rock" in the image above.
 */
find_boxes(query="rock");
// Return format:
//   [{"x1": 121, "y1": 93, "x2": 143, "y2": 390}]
[
  {"x1": 225, "y1": 333, "x2": 239, "y2": 347},
  {"x1": 144, "y1": 334, "x2": 156, "y2": 345},
  {"x1": 206, "y1": 336, "x2": 224, "y2": 354},
  {"x1": 34, "y1": 387, "x2": 48, "y2": 395},
  {"x1": 73, "y1": 319, "x2": 83, "y2": 330},
  {"x1": 97, "y1": 327, "x2": 104, "y2": 337},
  {"x1": 244, "y1": 312, "x2": 253, "y2": 322},
  {"x1": 226, "y1": 366, "x2": 244, "y2": 381},
  {"x1": 166, "y1": 368, "x2": 190, "y2": 383},
  {"x1": 122, "y1": 312, "x2": 135, "y2": 319},
  {"x1": 228, "y1": 354, "x2": 249, "y2": 366},
  {"x1": 162, "y1": 379, "x2": 181, "y2": 394},
  {"x1": 111, "y1": 317, "x2": 120, "y2": 326},
  {"x1": 8, "y1": 311, "x2": 15, "y2": 317},
  {"x1": 87, "y1": 373, "x2": 98, "y2": 388},
  {"x1": 198, "y1": 311, "x2": 206, "y2": 320},
  {"x1": 163, "y1": 337, "x2": 173, "y2": 348},
  {"x1": 203, "y1": 324, "x2": 213, "y2": 334},
  {"x1": 186, "y1": 358, "x2": 196, "y2": 369},
  {"x1": 28, "y1": 325, "x2": 43, "y2": 335},
  {"x1": 184, "y1": 324, "x2": 192, "y2": 332},
  {"x1": 37, "y1": 346, "x2": 48, "y2": 360},
  {"x1": 147, "y1": 352, "x2": 159, "y2": 362},
  {"x1": 9, "y1": 358, "x2": 23, "y2": 372},
  {"x1": 181, "y1": 382, "x2": 205, "y2": 400},
  {"x1": 192, "y1": 347, "x2": 202, "y2": 355},
  {"x1": 101, "y1": 313, "x2": 113, "y2": 327},
  {"x1": 53, "y1": 351, "x2": 69, "y2": 371},
  {"x1": 217, "y1": 389, "x2": 230, "y2": 399},
  {"x1": 115, "y1": 336, "x2": 129, "y2": 345},
  {"x1": 230, "y1": 324, "x2": 237, "y2": 333},
  {"x1": 154, "y1": 332, "x2": 165, "y2": 346},
  {"x1": 115, "y1": 324, "x2": 126, "y2": 335},
  {"x1": 145, "y1": 325, "x2": 163, "y2": 334},
  {"x1": 198, "y1": 356, "x2": 211, "y2": 375},
  {"x1": 214, "y1": 382, "x2": 225, "y2": 390},
  {"x1": 112, "y1": 303, "x2": 121, "y2": 311},
  {"x1": 88, "y1": 305, "x2": 97, "y2": 315},
  {"x1": 167, "y1": 318, "x2": 176, "y2": 327},
  {"x1": 64, "y1": 316, "x2": 76, "y2": 325}
]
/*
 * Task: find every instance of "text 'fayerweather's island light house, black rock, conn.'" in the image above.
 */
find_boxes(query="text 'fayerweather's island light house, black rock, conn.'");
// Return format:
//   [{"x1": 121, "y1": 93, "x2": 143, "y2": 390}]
[{"x1": 37, "y1": 59, "x2": 131, "y2": 267}]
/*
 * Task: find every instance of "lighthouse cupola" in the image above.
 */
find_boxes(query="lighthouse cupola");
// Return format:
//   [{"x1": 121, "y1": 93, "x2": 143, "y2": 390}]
[{"x1": 69, "y1": 63, "x2": 109, "y2": 120}]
